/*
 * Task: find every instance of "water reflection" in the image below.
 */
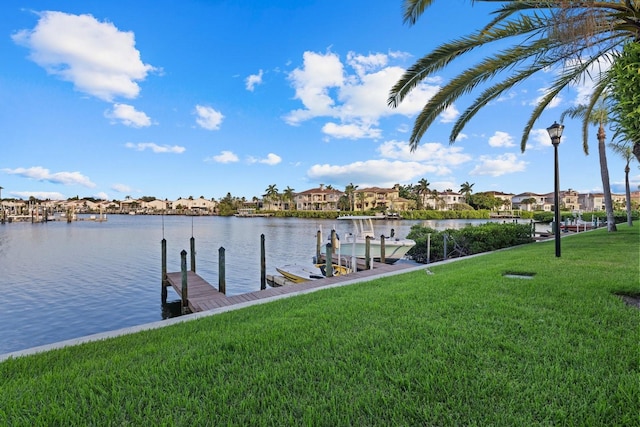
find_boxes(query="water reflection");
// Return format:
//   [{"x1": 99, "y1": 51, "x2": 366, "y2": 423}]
[{"x1": 0, "y1": 215, "x2": 507, "y2": 355}]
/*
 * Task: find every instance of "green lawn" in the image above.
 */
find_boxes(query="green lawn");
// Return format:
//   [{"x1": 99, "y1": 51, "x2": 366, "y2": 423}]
[{"x1": 1, "y1": 226, "x2": 638, "y2": 426}]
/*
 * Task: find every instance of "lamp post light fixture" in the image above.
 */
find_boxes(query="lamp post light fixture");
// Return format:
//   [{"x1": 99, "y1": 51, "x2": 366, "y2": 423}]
[{"x1": 547, "y1": 121, "x2": 564, "y2": 257}]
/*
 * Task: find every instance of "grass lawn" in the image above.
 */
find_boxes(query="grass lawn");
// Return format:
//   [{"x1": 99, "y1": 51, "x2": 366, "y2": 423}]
[{"x1": 1, "y1": 225, "x2": 638, "y2": 426}]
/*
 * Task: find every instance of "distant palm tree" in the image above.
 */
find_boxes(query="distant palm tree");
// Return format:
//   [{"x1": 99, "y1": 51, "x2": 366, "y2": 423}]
[
  {"x1": 282, "y1": 186, "x2": 295, "y2": 211},
  {"x1": 608, "y1": 139, "x2": 635, "y2": 226},
  {"x1": 416, "y1": 178, "x2": 430, "y2": 209},
  {"x1": 389, "y1": 1, "x2": 640, "y2": 152},
  {"x1": 344, "y1": 183, "x2": 358, "y2": 211},
  {"x1": 560, "y1": 103, "x2": 616, "y2": 232},
  {"x1": 357, "y1": 191, "x2": 366, "y2": 212},
  {"x1": 264, "y1": 184, "x2": 279, "y2": 210},
  {"x1": 430, "y1": 189, "x2": 444, "y2": 210},
  {"x1": 459, "y1": 181, "x2": 474, "y2": 200}
]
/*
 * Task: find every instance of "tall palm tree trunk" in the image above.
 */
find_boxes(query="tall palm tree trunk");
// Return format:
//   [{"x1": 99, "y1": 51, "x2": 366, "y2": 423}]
[
  {"x1": 598, "y1": 125, "x2": 616, "y2": 232},
  {"x1": 624, "y1": 164, "x2": 632, "y2": 226}
]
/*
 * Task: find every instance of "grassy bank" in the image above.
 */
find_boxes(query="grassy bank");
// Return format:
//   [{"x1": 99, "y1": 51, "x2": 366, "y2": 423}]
[{"x1": 1, "y1": 226, "x2": 638, "y2": 425}]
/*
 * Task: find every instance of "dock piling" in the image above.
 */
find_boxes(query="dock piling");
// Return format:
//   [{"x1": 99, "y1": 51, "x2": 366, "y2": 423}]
[
  {"x1": 326, "y1": 240, "x2": 334, "y2": 277},
  {"x1": 260, "y1": 234, "x2": 266, "y2": 290},
  {"x1": 365, "y1": 236, "x2": 371, "y2": 270},
  {"x1": 190, "y1": 236, "x2": 196, "y2": 272},
  {"x1": 180, "y1": 249, "x2": 189, "y2": 314},
  {"x1": 161, "y1": 238, "x2": 168, "y2": 303},
  {"x1": 380, "y1": 235, "x2": 386, "y2": 264},
  {"x1": 316, "y1": 230, "x2": 321, "y2": 262},
  {"x1": 219, "y1": 247, "x2": 226, "y2": 295}
]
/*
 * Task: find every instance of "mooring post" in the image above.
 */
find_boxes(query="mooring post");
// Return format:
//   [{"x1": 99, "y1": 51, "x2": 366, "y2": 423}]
[
  {"x1": 161, "y1": 238, "x2": 167, "y2": 304},
  {"x1": 426, "y1": 233, "x2": 431, "y2": 264},
  {"x1": 316, "y1": 230, "x2": 321, "y2": 262},
  {"x1": 365, "y1": 236, "x2": 371, "y2": 270},
  {"x1": 325, "y1": 242, "x2": 334, "y2": 277},
  {"x1": 260, "y1": 234, "x2": 266, "y2": 290},
  {"x1": 219, "y1": 246, "x2": 226, "y2": 295},
  {"x1": 190, "y1": 236, "x2": 196, "y2": 273},
  {"x1": 443, "y1": 234, "x2": 448, "y2": 260},
  {"x1": 380, "y1": 235, "x2": 386, "y2": 264},
  {"x1": 180, "y1": 249, "x2": 188, "y2": 314}
]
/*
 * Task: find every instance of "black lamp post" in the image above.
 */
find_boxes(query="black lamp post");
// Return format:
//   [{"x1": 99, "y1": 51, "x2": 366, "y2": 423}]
[{"x1": 547, "y1": 121, "x2": 564, "y2": 257}]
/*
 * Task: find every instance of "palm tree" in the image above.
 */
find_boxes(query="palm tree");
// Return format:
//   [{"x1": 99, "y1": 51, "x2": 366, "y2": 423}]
[
  {"x1": 416, "y1": 178, "x2": 430, "y2": 209},
  {"x1": 264, "y1": 184, "x2": 279, "y2": 210},
  {"x1": 357, "y1": 191, "x2": 366, "y2": 212},
  {"x1": 282, "y1": 186, "x2": 295, "y2": 211},
  {"x1": 389, "y1": 1, "x2": 640, "y2": 152},
  {"x1": 430, "y1": 189, "x2": 444, "y2": 210},
  {"x1": 560, "y1": 102, "x2": 616, "y2": 231},
  {"x1": 344, "y1": 183, "x2": 358, "y2": 211},
  {"x1": 609, "y1": 41, "x2": 640, "y2": 163},
  {"x1": 459, "y1": 181, "x2": 474, "y2": 200},
  {"x1": 608, "y1": 139, "x2": 635, "y2": 226}
]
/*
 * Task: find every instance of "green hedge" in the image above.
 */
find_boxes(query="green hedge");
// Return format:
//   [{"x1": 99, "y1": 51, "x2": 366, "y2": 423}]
[{"x1": 407, "y1": 222, "x2": 534, "y2": 263}]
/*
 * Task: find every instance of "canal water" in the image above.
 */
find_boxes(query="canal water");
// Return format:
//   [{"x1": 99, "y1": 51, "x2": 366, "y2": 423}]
[{"x1": 0, "y1": 215, "x2": 509, "y2": 355}]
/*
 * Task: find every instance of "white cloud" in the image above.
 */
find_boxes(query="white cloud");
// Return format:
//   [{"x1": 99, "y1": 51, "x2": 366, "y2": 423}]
[
  {"x1": 11, "y1": 191, "x2": 66, "y2": 200},
  {"x1": 12, "y1": 11, "x2": 155, "y2": 101},
  {"x1": 3, "y1": 166, "x2": 96, "y2": 187},
  {"x1": 247, "y1": 153, "x2": 282, "y2": 165},
  {"x1": 455, "y1": 133, "x2": 468, "y2": 142},
  {"x1": 125, "y1": 142, "x2": 185, "y2": 153},
  {"x1": 469, "y1": 153, "x2": 527, "y2": 177},
  {"x1": 346, "y1": 51, "x2": 388, "y2": 77},
  {"x1": 285, "y1": 50, "x2": 345, "y2": 124},
  {"x1": 284, "y1": 50, "x2": 441, "y2": 140},
  {"x1": 246, "y1": 69, "x2": 264, "y2": 91},
  {"x1": 105, "y1": 103, "x2": 152, "y2": 127},
  {"x1": 95, "y1": 191, "x2": 109, "y2": 200},
  {"x1": 377, "y1": 140, "x2": 471, "y2": 168},
  {"x1": 566, "y1": 56, "x2": 613, "y2": 106},
  {"x1": 488, "y1": 131, "x2": 515, "y2": 148},
  {"x1": 322, "y1": 122, "x2": 382, "y2": 139},
  {"x1": 208, "y1": 151, "x2": 239, "y2": 163},
  {"x1": 307, "y1": 159, "x2": 436, "y2": 187},
  {"x1": 528, "y1": 128, "x2": 554, "y2": 150},
  {"x1": 194, "y1": 105, "x2": 224, "y2": 130},
  {"x1": 439, "y1": 105, "x2": 459, "y2": 123},
  {"x1": 530, "y1": 87, "x2": 562, "y2": 108},
  {"x1": 111, "y1": 183, "x2": 132, "y2": 193}
]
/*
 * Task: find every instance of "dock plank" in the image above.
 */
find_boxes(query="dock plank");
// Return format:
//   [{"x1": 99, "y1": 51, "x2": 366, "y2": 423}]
[{"x1": 165, "y1": 261, "x2": 421, "y2": 314}]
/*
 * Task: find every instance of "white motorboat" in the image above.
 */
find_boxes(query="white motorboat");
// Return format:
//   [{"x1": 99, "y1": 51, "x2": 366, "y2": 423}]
[{"x1": 320, "y1": 216, "x2": 415, "y2": 264}]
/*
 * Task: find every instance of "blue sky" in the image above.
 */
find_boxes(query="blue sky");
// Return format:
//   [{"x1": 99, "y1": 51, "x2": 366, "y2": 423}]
[{"x1": 1, "y1": 0, "x2": 636, "y2": 202}]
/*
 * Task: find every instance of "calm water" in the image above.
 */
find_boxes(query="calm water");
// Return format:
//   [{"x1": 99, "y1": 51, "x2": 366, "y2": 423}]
[{"x1": 0, "y1": 215, "x2": 503, "y2": 355}]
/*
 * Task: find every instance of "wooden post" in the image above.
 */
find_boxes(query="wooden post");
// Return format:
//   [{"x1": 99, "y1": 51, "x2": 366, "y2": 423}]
[
  {"x1": 365, "y1": 236, "x2": 371, "y2": 270},
  {"x1": 190, "y1": 236, "x2": 196, "y2": 272},
  {"x1": 219, "y1": 246, "x2": 226, "y2": 295},
  {"x1": 443, "y1": 234, "x2": 448, "y2": 260},
  {"x1": 426, "y1": 233, "x2": 431, "y2": 264},
  {"x1": 380, "y1": 235, "x2": 386, "y2": 264},
  {"x1": 316, "y1": 230, "x2": 322, "y2": 262},
  {"x1": 260, "y1": 234, "x2": 266, "y2": 290},
  {"x1": 325, "y1": 242, "x2": 334, "y2": 277},
  {"x1": 180, "y1": 249, "x2": 188, "y2": 314},
  {"x1": 161, "y1": 238, "x2": 167, "y2": 304}
]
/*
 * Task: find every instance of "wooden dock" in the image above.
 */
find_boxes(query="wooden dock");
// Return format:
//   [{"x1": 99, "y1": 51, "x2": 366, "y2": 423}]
[{"x1": 165, "y1": 261, "x2": 421, "y2": 314}]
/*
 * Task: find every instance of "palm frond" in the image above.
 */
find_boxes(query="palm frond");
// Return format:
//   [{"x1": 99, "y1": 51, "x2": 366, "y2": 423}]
[
  {"x1": 389, "y1": 12, "x2": 549, "y2": 108},
  {"x1": 401, "y1": 0, "x2": 437, "y2": 26}
]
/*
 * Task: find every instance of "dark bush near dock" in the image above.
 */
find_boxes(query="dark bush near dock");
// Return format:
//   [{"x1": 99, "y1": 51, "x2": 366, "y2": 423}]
[{"x1": 407, "y1": 222, "x2": 534, "y2": 263}]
